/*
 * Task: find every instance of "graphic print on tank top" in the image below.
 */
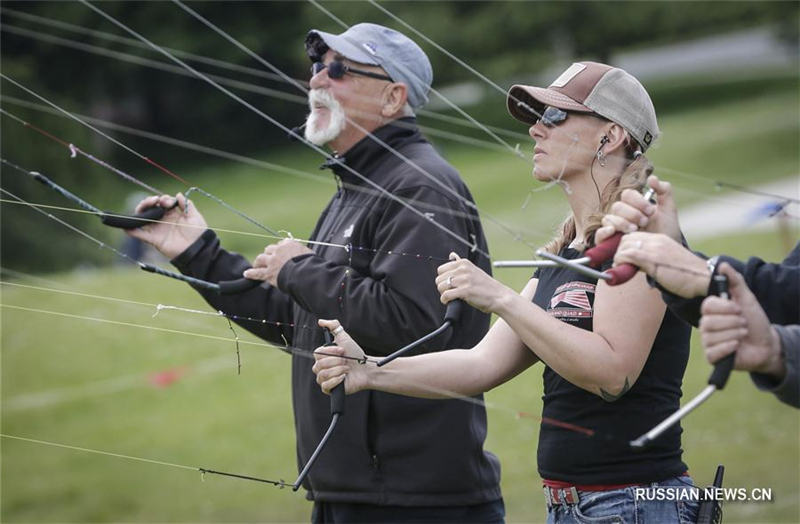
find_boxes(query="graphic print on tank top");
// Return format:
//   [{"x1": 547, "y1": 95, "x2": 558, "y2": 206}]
[{"x1": 547, "y1": 281, "x2": 595, "y2": 321}]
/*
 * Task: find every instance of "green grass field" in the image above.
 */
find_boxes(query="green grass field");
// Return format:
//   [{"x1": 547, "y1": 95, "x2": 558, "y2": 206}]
[{"x1": 2, "y1": 86, "x2": 799, "y2": 522}]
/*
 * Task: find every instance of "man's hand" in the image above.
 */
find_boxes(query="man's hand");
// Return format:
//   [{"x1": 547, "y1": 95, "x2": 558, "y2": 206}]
[
  {"x1": 243, "y1": 238, "x2": 313, "y2": 287},
  {"x1": 595, "y1": 174, "x2": 682, "y2": 245},
  {"x1": 613, "y1": 232, "x2": 711, "y2": 298},
  {"x1": 700, "y1": 263, "x2": 786, "y2": 380},
  {"x1": 126, "y1": 193, "x2": 207, "y2": 259}
]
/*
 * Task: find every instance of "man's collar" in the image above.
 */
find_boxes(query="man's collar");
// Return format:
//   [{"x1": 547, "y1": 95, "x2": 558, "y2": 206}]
[{"x1": 320, "y1": 117, "x2": 421, "y2": 181}]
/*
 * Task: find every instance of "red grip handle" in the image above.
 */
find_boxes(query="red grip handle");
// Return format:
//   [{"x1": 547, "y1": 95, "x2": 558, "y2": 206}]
[
  {"x1": 605, "y1": 263, "x2": 638, "y2": 286},
  {"x1": 585, "y1": 232, "x2": 623, "y2": 268}
]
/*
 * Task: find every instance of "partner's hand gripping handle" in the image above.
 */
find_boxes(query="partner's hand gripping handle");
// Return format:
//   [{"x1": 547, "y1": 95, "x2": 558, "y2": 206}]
[
  {"x1": 100, "y1": 206, "x2": 166, "y2": 229},
  {"x1": 707, "y1": 275, "x2": 734, "y2": 389},
  {"x1": 377, "y1": 299, "x2": 465, "y2": 367},
  {"x1": 584, "y1": 232, "x2": 638, "y2": 286}
]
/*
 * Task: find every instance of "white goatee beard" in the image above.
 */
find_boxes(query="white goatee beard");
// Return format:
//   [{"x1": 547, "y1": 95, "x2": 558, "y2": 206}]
[{"x1": 304, "y1": 89, "x2": 346, "y2": 147}]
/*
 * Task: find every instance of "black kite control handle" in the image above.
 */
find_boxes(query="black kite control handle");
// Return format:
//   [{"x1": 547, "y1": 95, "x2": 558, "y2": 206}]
[
  {"x1": 629, "y1": 274, "x2": 732, "y2": 450},
  {"x1": 707, "y1": 275, "x2": 733, "y2": 389},
  {"x1": 293, "y1": 329, "x2": 343, "y2": 491},
  {"x1": 100, "y1": 206, "x2": 166, "y2": 229},
  {"x1": 217, "y1": 277, "x2": 262, "y2": 295},
  {"x1": 329, "y1": 381, "x2": 345, "y2": 417},
  {"x1": 327, "y1": 330, "x2": 346, "y2": 417},
  {"x1": 140, "y1": 264, "x2": 261, "y2": 295},
  {"x1": 17, "y1": 162, "x2": 264, "y2": 295},
  {"x1": 377, "y1": 299, "x2": 465, "y2": 367},
  {"x1": 443, "y1": 298, "x2": 465, "y2": 325},
  {"x1": 29, "y1": 169, "x2": 171, "y2": 231}
]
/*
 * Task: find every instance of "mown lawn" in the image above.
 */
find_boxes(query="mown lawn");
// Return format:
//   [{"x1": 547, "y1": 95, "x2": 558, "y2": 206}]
[{"x1": 2, "y1": 84, "x2": 798, "y2": 522}]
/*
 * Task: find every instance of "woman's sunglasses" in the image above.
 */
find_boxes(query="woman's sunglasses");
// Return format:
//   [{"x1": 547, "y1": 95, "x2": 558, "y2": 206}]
[
  {"x1": 311, "y1": 60, "x2": 393, "y2": 82},
  {"x1": 538, "y1": 106, "x2": 569, "y2": 127}
]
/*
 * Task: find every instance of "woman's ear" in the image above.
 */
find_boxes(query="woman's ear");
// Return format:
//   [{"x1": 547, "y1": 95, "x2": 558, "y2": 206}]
[
  {"x1": 381, "y1": 83, "x2": 408, "y2": 118},
  {"x1": 600, "y1": 123, "x2": 629, "y2": 154}
]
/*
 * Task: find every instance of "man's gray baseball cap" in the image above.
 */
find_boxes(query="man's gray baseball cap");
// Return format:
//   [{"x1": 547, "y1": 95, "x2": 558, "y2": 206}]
[{"x1": 305, "y1": 23, "x2": 433, "y2": 109}]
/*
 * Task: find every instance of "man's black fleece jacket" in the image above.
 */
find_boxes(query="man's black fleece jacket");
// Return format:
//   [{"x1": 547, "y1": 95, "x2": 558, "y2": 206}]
[{"x1": 171, "y1": 118, "x2": 502, "y2": 506}]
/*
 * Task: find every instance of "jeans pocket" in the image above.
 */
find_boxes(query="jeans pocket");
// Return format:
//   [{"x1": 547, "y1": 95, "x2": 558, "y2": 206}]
[
  {"x1": 571, "y1": 491, "x2": 627, "y2": 524},
  {"x1": 572, "y1": 503, "x2": 625, "y2": 524}
]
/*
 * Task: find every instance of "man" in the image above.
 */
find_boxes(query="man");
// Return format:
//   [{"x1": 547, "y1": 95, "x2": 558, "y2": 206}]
[{"x1": 129, "y1": 23, "x2": 503, "y2": 523}]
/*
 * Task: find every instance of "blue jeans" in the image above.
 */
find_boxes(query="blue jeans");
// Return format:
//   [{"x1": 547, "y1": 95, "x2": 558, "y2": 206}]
[{"x1": 546, "y1": 477, "x2": 699, "y2": 524}]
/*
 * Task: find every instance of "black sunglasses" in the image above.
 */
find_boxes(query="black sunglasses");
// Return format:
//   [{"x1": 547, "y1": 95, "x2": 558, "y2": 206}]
[
  {"x1": 538, "y1": 106, "x2": 569, "y2": 127},
  {"x1": 311, "y1": 60, "x2": 393, "y2": 82}
]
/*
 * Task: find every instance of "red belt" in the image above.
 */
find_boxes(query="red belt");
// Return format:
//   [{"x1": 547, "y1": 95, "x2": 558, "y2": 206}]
[
  {"x1": 543, "y1": 478, "x2": 647, "y2": 492},
  {"x1": 542, "y1": 472, "x2": 690, "y2": 507},
  {"x1": 542, "y1": 471, "x2": 689, "y2": 491}
]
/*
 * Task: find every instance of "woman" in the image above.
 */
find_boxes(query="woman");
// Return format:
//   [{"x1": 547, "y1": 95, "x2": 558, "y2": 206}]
[{"x1": 313, "y1": 62, "x2": 699, "y2": 523}]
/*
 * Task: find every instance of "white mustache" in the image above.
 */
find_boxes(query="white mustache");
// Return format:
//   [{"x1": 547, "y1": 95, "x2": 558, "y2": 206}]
[
  {"x1": 308, "y1": 88, "x2": 338, "y2": 110},
  {"x1": 305, "y1": 89, "x2": 346, "y2": 146}
]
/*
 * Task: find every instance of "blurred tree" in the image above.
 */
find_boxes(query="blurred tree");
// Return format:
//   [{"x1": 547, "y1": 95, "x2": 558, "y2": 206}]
[{"x1": 2, "y1": 0, "x2": 797, "y2": 272}]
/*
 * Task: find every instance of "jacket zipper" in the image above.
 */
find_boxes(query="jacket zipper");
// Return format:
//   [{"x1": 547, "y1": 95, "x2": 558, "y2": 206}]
[
  {"x1": 334, "y1": 174, "x2": 343, "y2": 196},
  {"x1": 367, "y1": 393, "x2": 380, "y2": 473}
]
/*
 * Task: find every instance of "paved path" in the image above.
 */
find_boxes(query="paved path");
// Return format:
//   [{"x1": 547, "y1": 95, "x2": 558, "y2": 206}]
[{"x1": 678, "y1": 176, "x2": 798, "y2": 240}]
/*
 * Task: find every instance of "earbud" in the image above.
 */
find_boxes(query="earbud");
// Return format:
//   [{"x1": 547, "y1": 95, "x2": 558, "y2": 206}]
[{"x1": 596, "y1": 136, "x2": 609, "y2": 167}]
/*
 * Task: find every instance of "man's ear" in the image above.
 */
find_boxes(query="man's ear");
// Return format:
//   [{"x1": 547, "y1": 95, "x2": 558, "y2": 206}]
[{"x1": 381, "y1": 83, "x2": 408, "y2": 118}]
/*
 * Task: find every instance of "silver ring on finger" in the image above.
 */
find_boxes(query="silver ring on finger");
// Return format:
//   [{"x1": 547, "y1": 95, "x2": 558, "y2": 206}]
[
  {"x1": 446, "y1": 275, "x2": 454, "y2": 289},
  {"x1": 332, "y1": 325, "x2": 344, "y2": 335}
]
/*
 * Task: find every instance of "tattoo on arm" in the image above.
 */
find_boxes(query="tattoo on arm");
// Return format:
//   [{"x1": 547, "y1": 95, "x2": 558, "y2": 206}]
[{"x1": 600, "y1": 377, "x2": 631, "y2": 402}]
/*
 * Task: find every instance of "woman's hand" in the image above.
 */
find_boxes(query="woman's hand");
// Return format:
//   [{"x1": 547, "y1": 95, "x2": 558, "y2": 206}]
[
  {"x1": 313, "y1": 319, "x2": 370, "y2": 395},
  {"x1": 435, "y1": 253, "x2": 515, "y2": 313}
]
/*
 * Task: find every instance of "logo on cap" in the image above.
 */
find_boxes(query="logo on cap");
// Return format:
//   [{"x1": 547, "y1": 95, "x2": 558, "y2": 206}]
[
  {"x1": 550, "y1": 63, "x2": 586, "y2": 88},
  {"x1": 643, "y1": 131, "x2": 653, "y2": 145},
  {"x1": 362, "y1": 42, "x2": 377, "y2": 55}
]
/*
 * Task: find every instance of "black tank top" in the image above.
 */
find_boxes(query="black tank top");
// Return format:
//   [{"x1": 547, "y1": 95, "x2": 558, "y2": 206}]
[{"x1": 532, "y1": 247, "x2": 691, "y2": 484}]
